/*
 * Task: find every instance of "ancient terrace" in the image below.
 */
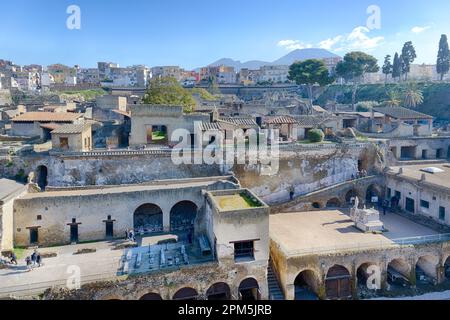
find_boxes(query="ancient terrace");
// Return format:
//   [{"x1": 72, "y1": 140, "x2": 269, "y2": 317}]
[
  {"x1": 1, "y1": 185, "x2": 270, "y2": 301},
  {"x1": 270, "y1": 210, "x2": 450, "y2": 300}
]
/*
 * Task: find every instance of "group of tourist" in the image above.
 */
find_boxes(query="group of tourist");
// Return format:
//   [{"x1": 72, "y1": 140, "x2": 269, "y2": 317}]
[
  {"x1": 25, "y1": 250, "x2": 42, "y2": 271},
  {"x1": 353, "y1": 169, "x2": 368, "y2": 179}
]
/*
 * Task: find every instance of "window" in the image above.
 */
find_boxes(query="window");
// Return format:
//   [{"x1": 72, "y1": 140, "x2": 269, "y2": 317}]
[
  {"x1": 59, "y1": 137, "x2": 69, "y2": 150},
  {"x1": 36, "y1": 215, "x2": 42, "y2": 221},
  {"x1": 234, "y1": 241, "x2": 255, "y2": 261},
  {"x1": 420, "y1": 200, "x2": 430, "y2": 209},
  {"x1": 395, "y1": 191, "x2": 401, "y2": 199},
  {"x1": 387, "y1": 188, "x2": 392, "y2": 198},
  {"x1": 439, "y1": 207, "x2": 446, "y2": 221}
]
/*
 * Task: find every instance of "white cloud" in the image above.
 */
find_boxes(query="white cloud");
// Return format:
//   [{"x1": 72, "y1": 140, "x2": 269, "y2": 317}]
[
  {"x1": 345, "y1": 26, "x2": 384, "y2": 50},
  {"x1": 277, "y1": 26, "x2": 384, "y2": 53},
  {"x1": 411, "y1": 26, "x2": 431, "y2": 34},
  {"x1": 318, "y1": 36, "x2": 343, "y2": 50},
  {"x1": 277, "y1": 39, "x2": 313, "y2": 51}
]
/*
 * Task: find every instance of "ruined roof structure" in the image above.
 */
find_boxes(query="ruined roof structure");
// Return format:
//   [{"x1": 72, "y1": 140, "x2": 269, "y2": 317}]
[
  {"x1": 50, "y1": 123, "x2": 90, "y2": 134},
  {"x1": 373, "y1": 106, "x2": 433, "y2": 120},
  {"x1": 12, "y1": 112, "x2": 83, "y2": 122},
  {"x1": 263, "y1": 115, "x2": 297, "y2": 125}
]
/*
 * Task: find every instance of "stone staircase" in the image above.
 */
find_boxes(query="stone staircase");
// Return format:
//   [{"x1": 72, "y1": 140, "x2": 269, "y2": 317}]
[{"x1": 268, "y1": 263, "x2": 285, "y2": 300}]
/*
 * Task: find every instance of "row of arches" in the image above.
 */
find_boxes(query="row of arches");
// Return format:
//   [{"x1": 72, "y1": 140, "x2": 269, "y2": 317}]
[
  {"x1": 108, "y1": 278, "x2": 260, "y2": 301},
  {"x1": 133, "y1": 201, "x2": 198, "y2": 234},
  {"x1": 294, "y1": 254, "x2": 450, "y2": 300},
  {"x1": 311, "y1": 184, "x2": 384, "y2": 210}
]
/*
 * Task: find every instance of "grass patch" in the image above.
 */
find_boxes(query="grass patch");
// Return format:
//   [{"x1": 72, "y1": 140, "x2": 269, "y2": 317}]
[
  {"x1": 240, "y1": 193, "x2": 261, "y2": 208},
  {"x1": 13, "y1": 247, "x2": 27, "y2": 260},
  {"x1": 152, "y1": 131, "x2": 167, "y2": 141}
]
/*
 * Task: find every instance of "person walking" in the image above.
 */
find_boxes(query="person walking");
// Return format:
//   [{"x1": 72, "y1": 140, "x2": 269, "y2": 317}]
[
  {"x1": 31, "y1": 251, "x2": 37, "y2": 268},
  {"x1": 25, "y1": 256, "x2": 32, "y2": 271},
  {"x1": 36, "y1": 253, "x2": 42, "y2": 267},
  {"x1": 10, "y1": 252, "x2": 17, "y2": 265}
]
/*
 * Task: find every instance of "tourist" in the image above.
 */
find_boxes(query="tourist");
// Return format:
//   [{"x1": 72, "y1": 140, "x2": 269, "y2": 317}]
[
  {"x1": 125, "y1": 229, "x2": 128, "y2": 240},
  {"x1": 31, "y1": 251, "x2": 37, "y2": 267},
  {"x1": 36, "y1": 253, "x2": 42, "y2": 267},
  {"x1": 9, "y1": 252, "x2": 17, "y2": 265},
  {"x1": 25, "y1": 256, "x2": 32, "y2": 271}
]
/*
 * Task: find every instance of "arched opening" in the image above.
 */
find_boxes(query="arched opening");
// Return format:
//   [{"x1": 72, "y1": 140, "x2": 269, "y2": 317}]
[
  {"x1": 326, "y1": 198, "x2": 341, "y2": 209},
  {"x1": 312, "y1": 202, "x2": 321, "y2": 209},
  {"x1": 416, "y1": 255, "x2": 439, "y2": 285},
  {"x1": 366, "y1": 184, "x2": 382, "y2": 206},
  {"x1": 170, "y1": 201, "x2": 197, "y2": 233},
  {"x1": 325, "y1": 265, "x2": 351, "y2": 300},
  {"x1": 36, "y1": 165, "x2": 48, "y2": 191},
  {"x1": 356, "y1": 263, "x2": 380, "y2": 296},
  {"x1": 294, "y1": 270, "x2": 319, "y2": 300},
  {"x1": 172, "y1": 287, "x2": 199, "y2": 301},
  {"x1": 387, "y1": 258, "x2": 411, "y2": 288},
  {"x1": 139, "y1": 292, "x2": 163, "y2": 300},
  {"x1": 206, "y1": 282, "x2": 231, "y2": 300},
  {"x1": 238, "y1": 278, "x2": 260, "y2": 301},
  {"x1": 345, "y1": 189, "x2": 358, "y2": 206},
  {"x1": 133, "y1": 203, "x2": 163, "y2": 234}
]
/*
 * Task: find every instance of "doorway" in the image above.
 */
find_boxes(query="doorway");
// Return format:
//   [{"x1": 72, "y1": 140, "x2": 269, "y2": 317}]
[
  {"x1": 29, "y1": 228, "x2": 39, "y2": 245},
  {"x1": 70, "y1": 224, "x2": 79, "y2": 243},
  {"x1": 405, "y1": 197, "x2": 415, "y2": 213},
  {"x1": 106, "y1": 221, "x2": 114, "y2": 238}
]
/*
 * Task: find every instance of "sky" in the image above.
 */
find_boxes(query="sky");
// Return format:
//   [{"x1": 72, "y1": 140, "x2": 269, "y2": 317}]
[{"x1": 0, "y1": 0, "x2": 449, "y2": 70}]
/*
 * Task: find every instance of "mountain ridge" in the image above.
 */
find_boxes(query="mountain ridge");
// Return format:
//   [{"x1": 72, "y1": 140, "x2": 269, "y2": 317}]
[{"x1": 205, "y1": 48, "x2": 341, "y2": 71}]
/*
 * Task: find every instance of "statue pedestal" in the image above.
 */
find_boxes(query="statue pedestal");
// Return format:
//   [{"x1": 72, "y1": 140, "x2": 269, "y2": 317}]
[{"x1": 351, "y1": 207, "x2": 384, "y2": 233}]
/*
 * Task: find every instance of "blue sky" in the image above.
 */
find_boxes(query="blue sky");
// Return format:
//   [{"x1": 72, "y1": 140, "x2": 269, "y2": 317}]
[{"x1": 0, "y1": 0, "x2": 449, "y2": 69}]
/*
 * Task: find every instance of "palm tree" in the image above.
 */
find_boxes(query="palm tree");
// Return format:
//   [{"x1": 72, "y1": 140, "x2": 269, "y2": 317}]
[
  {"x1": 402, "y1": 82, "x2": 423, "y2": 108},
  {"x1": 383, "y1": 90, "x2": 401, "y2": 107}
]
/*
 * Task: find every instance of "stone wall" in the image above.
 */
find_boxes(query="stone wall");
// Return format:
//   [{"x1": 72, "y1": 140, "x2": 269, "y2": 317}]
[
  {"x1": 13, "y1": 178, "x2": 236, "y2": 247},
  {"x1": 43, "y1": 261, "x2": 268, "y2": 300},
  {"x1": 234, "y1": 143, "x2": 385, "y2": 205},
  {"x1": 271, "y1": 238, "x2": 450, "y2": 300}
]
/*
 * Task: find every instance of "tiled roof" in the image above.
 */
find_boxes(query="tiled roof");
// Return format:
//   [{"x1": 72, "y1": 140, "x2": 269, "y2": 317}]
[
  {"x1": 12, "y1": 112, "x2": 82, "y2": 122},
  {"x1": 51, "y1": 124, "x2": 90, "y2": 134},
  {"x1": 293, "y1": 116, "x2": 334, "y2": 127},
  {"x1": 264, "y1": 116, "x2": 298, "y2": 125},
  {"x1": 218, "y1": 117, "x2": 259, "y2": 128},
  {"x1": 40, "y1": 123, "x2": 61, "y2": 130},
  {"x1": 197, "y1": 122, "x2": 223, "y2": 131},
  {"x1": 373, "y1": 107, "x2": 433, "y2": 119}
]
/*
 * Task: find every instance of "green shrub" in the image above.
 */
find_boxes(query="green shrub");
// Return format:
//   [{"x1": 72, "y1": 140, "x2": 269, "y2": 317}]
[
  {"x1": 355, "y1": 100, "x2": 380, "y2": 112},
  {"x1": 308, "y1": 129, "x2": 325, "y2": 143}
]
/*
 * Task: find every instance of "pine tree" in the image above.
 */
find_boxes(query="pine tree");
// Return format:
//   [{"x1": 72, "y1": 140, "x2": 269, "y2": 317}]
[
  {"x1": 382, "y1": 55, "x2": 393, "y2": 83},
  {"x1": 392, "y1": 53, "x2": 401, "y2": 82},
  {"x1": 401, "y1": 41, "x2": 417, "y2": 81},
  {"x1": 437, "y1": 34, "x2": 450, "y2": 81}
]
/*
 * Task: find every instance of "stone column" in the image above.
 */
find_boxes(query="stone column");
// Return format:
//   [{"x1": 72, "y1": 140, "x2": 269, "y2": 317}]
[{"x1": 163, "y1": 209, "x2": 170, "y2": 232}]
